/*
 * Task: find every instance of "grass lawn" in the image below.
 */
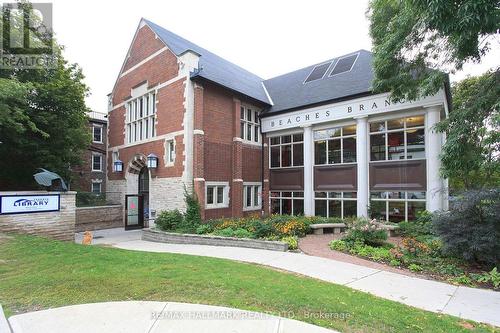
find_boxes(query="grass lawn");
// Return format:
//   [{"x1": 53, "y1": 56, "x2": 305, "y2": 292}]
[{"x1": 0, "y1": 234, "x2": 498, "y2": 333}]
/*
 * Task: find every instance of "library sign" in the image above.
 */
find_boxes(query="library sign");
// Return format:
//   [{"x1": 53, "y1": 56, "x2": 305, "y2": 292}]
[{"x1": 0, "y1": 194, "x2": 60, "y2": 215}]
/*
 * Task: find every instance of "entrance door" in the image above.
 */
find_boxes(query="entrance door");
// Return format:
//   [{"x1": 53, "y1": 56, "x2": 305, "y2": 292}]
[{"x1": 125, "y1": 194, "x2": 144, "y2": 230}]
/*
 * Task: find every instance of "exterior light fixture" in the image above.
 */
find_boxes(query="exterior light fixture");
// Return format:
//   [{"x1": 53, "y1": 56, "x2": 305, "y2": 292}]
[
  {"x1": 147, "y1": 153, "x2": 158, "y2": 169},
  {"x1": 113, "y1": 160, "x2": 123, "y2": 172}
]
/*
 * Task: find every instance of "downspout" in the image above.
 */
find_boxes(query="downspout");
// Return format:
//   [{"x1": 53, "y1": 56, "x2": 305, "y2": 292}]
[{"x1": 259, "y1": 115, "x2": 264, "y2": 217}]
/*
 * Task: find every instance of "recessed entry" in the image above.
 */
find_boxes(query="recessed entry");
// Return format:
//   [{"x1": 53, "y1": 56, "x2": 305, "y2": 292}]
[
  {"x1": 329, "y1": 53, "x2": 359, "y2": 76},
  {"x1": 304, "y1": 61, "x2": 333, "y2": 83}
]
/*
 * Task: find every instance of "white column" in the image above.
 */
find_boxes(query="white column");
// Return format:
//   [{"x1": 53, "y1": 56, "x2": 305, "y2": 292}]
[
  {"x1": 355, "y1": 116, "x2": 369, "y2": 217},
  {"x1": 426, "y1": 106, "x2": 443, "y2": 212},
  {"x1": 302, "y1": 125, "x2": 314, "y2": 216}
]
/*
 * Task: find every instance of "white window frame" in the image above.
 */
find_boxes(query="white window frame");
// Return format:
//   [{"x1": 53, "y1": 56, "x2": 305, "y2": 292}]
[
  {"x1": 91, "y1": 153, "x2": 102, "y2": 172},
  {"x1": 165, "y1": 139, "x2": 175, "y2": 166},
  {"x1": 125, "y1": 91, "x2": 156, "y2": 144},
  {"x1": 205, "y1": 182, "x2": 230, "y2": 209},
  {"x1": 91, "y1": 181, "x2": 102, "y2": 193},
  {"x1": 369, "y1": 116, "x2": 425, "y2": 162},
  {"x1": 313, "y1": 125, "x2": 357, "y2": 165},
  {"x1": 269, "y1": 134, "x2": 304, "y2": 169},
  {"x1": 92, "y1": 125, "x2": 103, "y2": 143},
  {"x1": 370, "y1": 191, "x2": 426, "y2": 222},
  {"x1": 314, "y1": 191, "x2": 357, "y2": 219},
  {"x1": 240, "y1": 105, "x2": 261, "y2": 143},
  {"x1": 243, "y1": 182, "x2": 262, "y2": 211}
]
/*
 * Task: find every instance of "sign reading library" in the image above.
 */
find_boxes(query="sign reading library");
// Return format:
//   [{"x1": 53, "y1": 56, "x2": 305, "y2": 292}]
[{"x1": 0, "y1": 194, "x2": 60, "y2": 215}]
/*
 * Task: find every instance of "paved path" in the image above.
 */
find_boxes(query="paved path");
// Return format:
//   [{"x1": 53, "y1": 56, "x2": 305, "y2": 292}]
[
  {"x1": 7, "y1": 301, "x2": 337, "y2": 333},
  {"x1": 76, "y1": 229, "x2": 500, "y2": 327}
]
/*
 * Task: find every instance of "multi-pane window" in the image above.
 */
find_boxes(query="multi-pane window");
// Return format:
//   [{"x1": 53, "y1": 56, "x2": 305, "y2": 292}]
[
  {"x1": 93, "y1": 126, "x2": 102, "y2": 143},
  {"x1": 370, "y1": 191, "x2": 426, "y2": 222},
  {"x1": 91, "y1": 182, "x2": 102, "y2": 193},
  {"x1": 92, "y1": 154, "x2": 102, "y2": 171},
  {"x1": 270, "y1": 192, "x2": 304, "y2": 215},
  {"x1": 270, "y1": 134, "x2": 304, "y2": 168},
  {"x1": 166, "y1": 139, "x2": 175, "y2": 164},
  {"x1": 314, "y1": 192, "x2": 357, "y2": 218},
  {"x1": 206, "y1": 182, "x2": 229, "y2": 209},
  {"x1": 240, "y1": 106, "x2": 260, "y2": 143},
  {"x1": 126, "y1": 92, "x2": 156, "y2": 144},
  {"x1": 370, "y1": 116, "x2": 425, "y2": 161},
  {"x1": 243, "y1": 183, "x2": 261, "y2": 210},
  {"x1": 314, "y1": 125, "x2": 356, "y2": 165}
]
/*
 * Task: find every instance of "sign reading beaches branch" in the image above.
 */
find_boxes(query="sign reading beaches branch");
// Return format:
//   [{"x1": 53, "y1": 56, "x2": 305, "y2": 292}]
[{"x1": 0, "y1": 194, "x2": 60, "y2": 215}]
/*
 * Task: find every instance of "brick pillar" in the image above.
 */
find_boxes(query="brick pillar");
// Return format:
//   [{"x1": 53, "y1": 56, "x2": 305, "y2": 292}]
[
  {"x1": 262, "y1": 134, "x2": 270, "y2": 217},
  {"x1": 231, "y1": 98, "x2": 243, "y2": 218},
  {"x1": 193, "y1": 83, "x2": 206, "y2": 220}
]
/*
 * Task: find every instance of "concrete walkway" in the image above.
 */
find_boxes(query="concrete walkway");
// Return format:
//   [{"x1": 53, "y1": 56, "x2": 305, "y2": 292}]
[
  {"x1": 7, "y1": 301, "x2": 337, "y2": 333},
  {"x1": 76, "y1": 228, "x2": 500, "y2": 327}
]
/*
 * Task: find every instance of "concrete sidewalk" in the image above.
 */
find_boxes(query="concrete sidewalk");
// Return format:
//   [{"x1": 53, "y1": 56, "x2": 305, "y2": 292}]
[
  {"x1": 8, "y1": 301, "x2": 337, "y2": 333},
  {"x1": 76, "y1": 229, "x2": 500, "y2": 327}
]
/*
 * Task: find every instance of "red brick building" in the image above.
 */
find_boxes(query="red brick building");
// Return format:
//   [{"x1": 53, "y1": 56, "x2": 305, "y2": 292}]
[
  {"x1": 107, "y1": 19, "x2": 449, "y2": 229},
  {"x1": 71, "y1": 112, "x2": 107, "y2": 194}
]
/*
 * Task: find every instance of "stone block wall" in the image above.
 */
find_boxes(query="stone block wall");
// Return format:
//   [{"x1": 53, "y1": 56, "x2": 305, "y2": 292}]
[
  {"x1": 0, "y1": 191, "x2": 76, "y2": 241},
  {"x1": 75, "y1": 205, "x2": 123, "y2": 232}
]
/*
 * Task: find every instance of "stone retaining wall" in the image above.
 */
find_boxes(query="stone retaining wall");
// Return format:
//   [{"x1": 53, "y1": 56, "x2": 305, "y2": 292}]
[
  {"x1": 75, "y1": 205, "x2": 123, "y2": 232},
  {"x1": 142, "y1": 228, "x2": 288, "y2": 252},
  {"x1": 0, "y1": 191, "x2": 76, "y2": 241}
]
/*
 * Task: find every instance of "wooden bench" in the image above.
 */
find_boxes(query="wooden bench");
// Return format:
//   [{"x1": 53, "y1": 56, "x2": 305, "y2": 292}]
[
  {"x1": 380, "y1": 224, "x2": 399, "y2": 237},
  {"x1": 310, "y1": 223, "x2": 347, "y2": 235}
]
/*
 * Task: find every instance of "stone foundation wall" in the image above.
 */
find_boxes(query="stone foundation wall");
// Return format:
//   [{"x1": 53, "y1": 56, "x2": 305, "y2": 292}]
[
  {"x1": 142, "y1": 228, "x2": 288, "y2": 252},
  {"x1": 0, "y1": 191, "x2": 76, "y2": 241},
  {"x1": 149, "y1": 176, "x2": 186, "y2": 215},
  {"x1": 75, "y1": 205, "x2": 123, "y2": 232}
]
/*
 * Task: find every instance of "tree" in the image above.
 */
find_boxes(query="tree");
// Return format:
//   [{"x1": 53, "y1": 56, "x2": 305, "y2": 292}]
[
  {"x1": 0, "y1": 2, "x2": 91, "y2": 189},
  {"x1": 435, "y1": 71, "x2": 500, "y2": 190},
  {"x1": 368, "y1": 0, "x2": 500, "y2": 101}
]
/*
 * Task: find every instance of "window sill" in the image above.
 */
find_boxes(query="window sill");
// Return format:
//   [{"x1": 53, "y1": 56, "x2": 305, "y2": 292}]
[
  {"x1": 205, "y1": 204, "x2": 229, "y2": 210},
  {"x1": 243, "y1": 206, "x2": 261, "y2": 212}
]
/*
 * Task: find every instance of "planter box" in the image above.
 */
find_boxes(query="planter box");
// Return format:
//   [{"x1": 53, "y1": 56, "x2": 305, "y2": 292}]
[{"x1": 142, "y1": 228, "x2": 288, "y2": 252}]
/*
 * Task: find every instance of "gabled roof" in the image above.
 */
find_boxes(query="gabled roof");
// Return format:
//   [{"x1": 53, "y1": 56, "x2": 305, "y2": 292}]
[
  {"x1": 262, "y1": 50, "x2": 374, "y2": 115},
  {"x1": 143, "y1": 19, "x2": 271, "y2": 105}
]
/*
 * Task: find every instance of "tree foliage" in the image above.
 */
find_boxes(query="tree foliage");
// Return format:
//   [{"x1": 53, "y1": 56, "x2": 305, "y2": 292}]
[
  {"x1": 435, "y1": 71, "x2": 500, "y2": 190},
  {"x1": 368, "y1": 0, "x2": 500, "y2": 101},
  {"x1": 0, "y1": 2, "x2": 90, "y2": 189}
]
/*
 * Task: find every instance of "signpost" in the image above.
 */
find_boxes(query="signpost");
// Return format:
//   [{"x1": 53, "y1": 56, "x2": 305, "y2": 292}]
[{"x1": 0, "y1": 194, "x2": 60, "y2": 215}]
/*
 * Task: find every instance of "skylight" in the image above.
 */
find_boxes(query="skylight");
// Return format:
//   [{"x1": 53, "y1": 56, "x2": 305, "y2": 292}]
[
  {"x1": 329, "y1": 53, "x2": 359, "y2": 76},
  {"x1": 304, "y1": 61, "x2": 332, "y2": 83}
]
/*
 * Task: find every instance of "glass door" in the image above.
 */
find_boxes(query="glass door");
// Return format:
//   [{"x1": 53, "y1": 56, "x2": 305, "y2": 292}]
[{"x1": 125, "y1": 194, "x2": 144, "y2": 230}]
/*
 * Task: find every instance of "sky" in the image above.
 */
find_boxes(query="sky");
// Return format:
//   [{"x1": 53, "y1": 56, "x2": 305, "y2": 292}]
[{"x1": 49, "y1": 0, "x2": 500, "y2": 112}]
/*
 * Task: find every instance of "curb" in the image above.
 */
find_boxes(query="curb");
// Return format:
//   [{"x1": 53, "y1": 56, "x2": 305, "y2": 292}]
[{"x1": 0, "y1": 304, "x2": 12, "y2": 333}]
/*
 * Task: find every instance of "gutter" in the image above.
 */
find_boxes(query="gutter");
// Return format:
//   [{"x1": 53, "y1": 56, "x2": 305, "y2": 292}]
[{"x1": 259, "y1": 107, "x2": 271, "y2": 217}]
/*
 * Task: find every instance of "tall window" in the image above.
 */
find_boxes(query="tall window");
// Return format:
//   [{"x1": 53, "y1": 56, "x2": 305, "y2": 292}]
[
  {"x1": 240, "y1": 106, "x2": 260, "y2": 143},
  {"x1": 92, "y1": 154, "x2": 102, "y2": 171},
  {"x1": 314, "y1": 125, "x2": 356, "y2": 165},
  {"x1": 206, "y1": 182, "x2": 229, "y2": 209},
  {"x1": 270, "y1": 134, "x2": 304, "y2": 168},
  {"x1": 166, "y1": 139, "x2": 175, "y2": 165},
  {"x1": 91, "y1": 181, "x2": 102, "y2": 193},
  {"x1": 243, "y1": 183, "x2": 261, "y2": 210},
  {"x1": 270, "y1": 192, "x2": 304, "y2": 215},
  {"x1": 370, "y1": 116, "x2": 425, "y2": 161},
  {"x1": 126, "y1": 92, "x2": 156, "y2": 144},
  {"x1": 315, "y1": 192, "x2": 357, "y2": 218},
  {"x1": 93, "y1": 126, "x2": 102, "y2": 143},
  {"x1": 370, "y1": 191, "x2": 426, "y2": 222}
]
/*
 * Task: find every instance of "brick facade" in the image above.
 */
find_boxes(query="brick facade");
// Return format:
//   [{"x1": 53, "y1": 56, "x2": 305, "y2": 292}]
[{"x1": 107, "y1": 22, "x2": 266, "y2": 222}]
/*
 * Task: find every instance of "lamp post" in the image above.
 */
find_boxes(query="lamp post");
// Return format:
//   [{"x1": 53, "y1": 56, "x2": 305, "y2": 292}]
[{"x1": 113, "y1": 160, "x2": 123, "y2": 172}]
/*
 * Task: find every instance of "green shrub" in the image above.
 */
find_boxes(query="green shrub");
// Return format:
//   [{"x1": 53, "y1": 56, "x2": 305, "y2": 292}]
[
  {"x1": 214, "y1": 227, "x2": 235, "y2": 237},
  {"x1": 329, "y1": 240, "x2": 348, "y2": 252},
  {"x1": 389, "y1": 259, "x2": 401, "y2": 267},
  {"x1": 344, "y1": 218, "x2": 387, "y2": 246},
  {"x1": 251, "y1": 219, "x2": 275, "y2": 238},
  {"x1": 398, "y1": 210, "x2": 433, "y2": 237},
  {"x1": 435, "y1": 263, "x2": 464, "y2": 277},
  {"x1": 183, "y1": 188, "x2": 201, "y2": 230},
  {"x1": 433, "y1": 189, "x2": 500, "y2": 266},
  {"x1": 76, "y1": 192, "x2": 107, "y2": 207},
  {"x1": 473, "y1": 267, "x2": 500, "y2": 289},
  {"x1": 282, "y1": 236, "x2": 299, "y2": 250},
  {"x1": 155, "y1": 209, "x2": 184, "y2": 231},
  {"x1": 449, "y1": 274, "x2": 474, "y2": 287},
  {"x1": 408, "y1": 264, "x2": 423, "y2": 272},
  {"x1": 196, "y1": 224, "x2": 213, "y2": 235},
  {"x1": 233, "y1": 228, "x2": 254, "y2": 239}
]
